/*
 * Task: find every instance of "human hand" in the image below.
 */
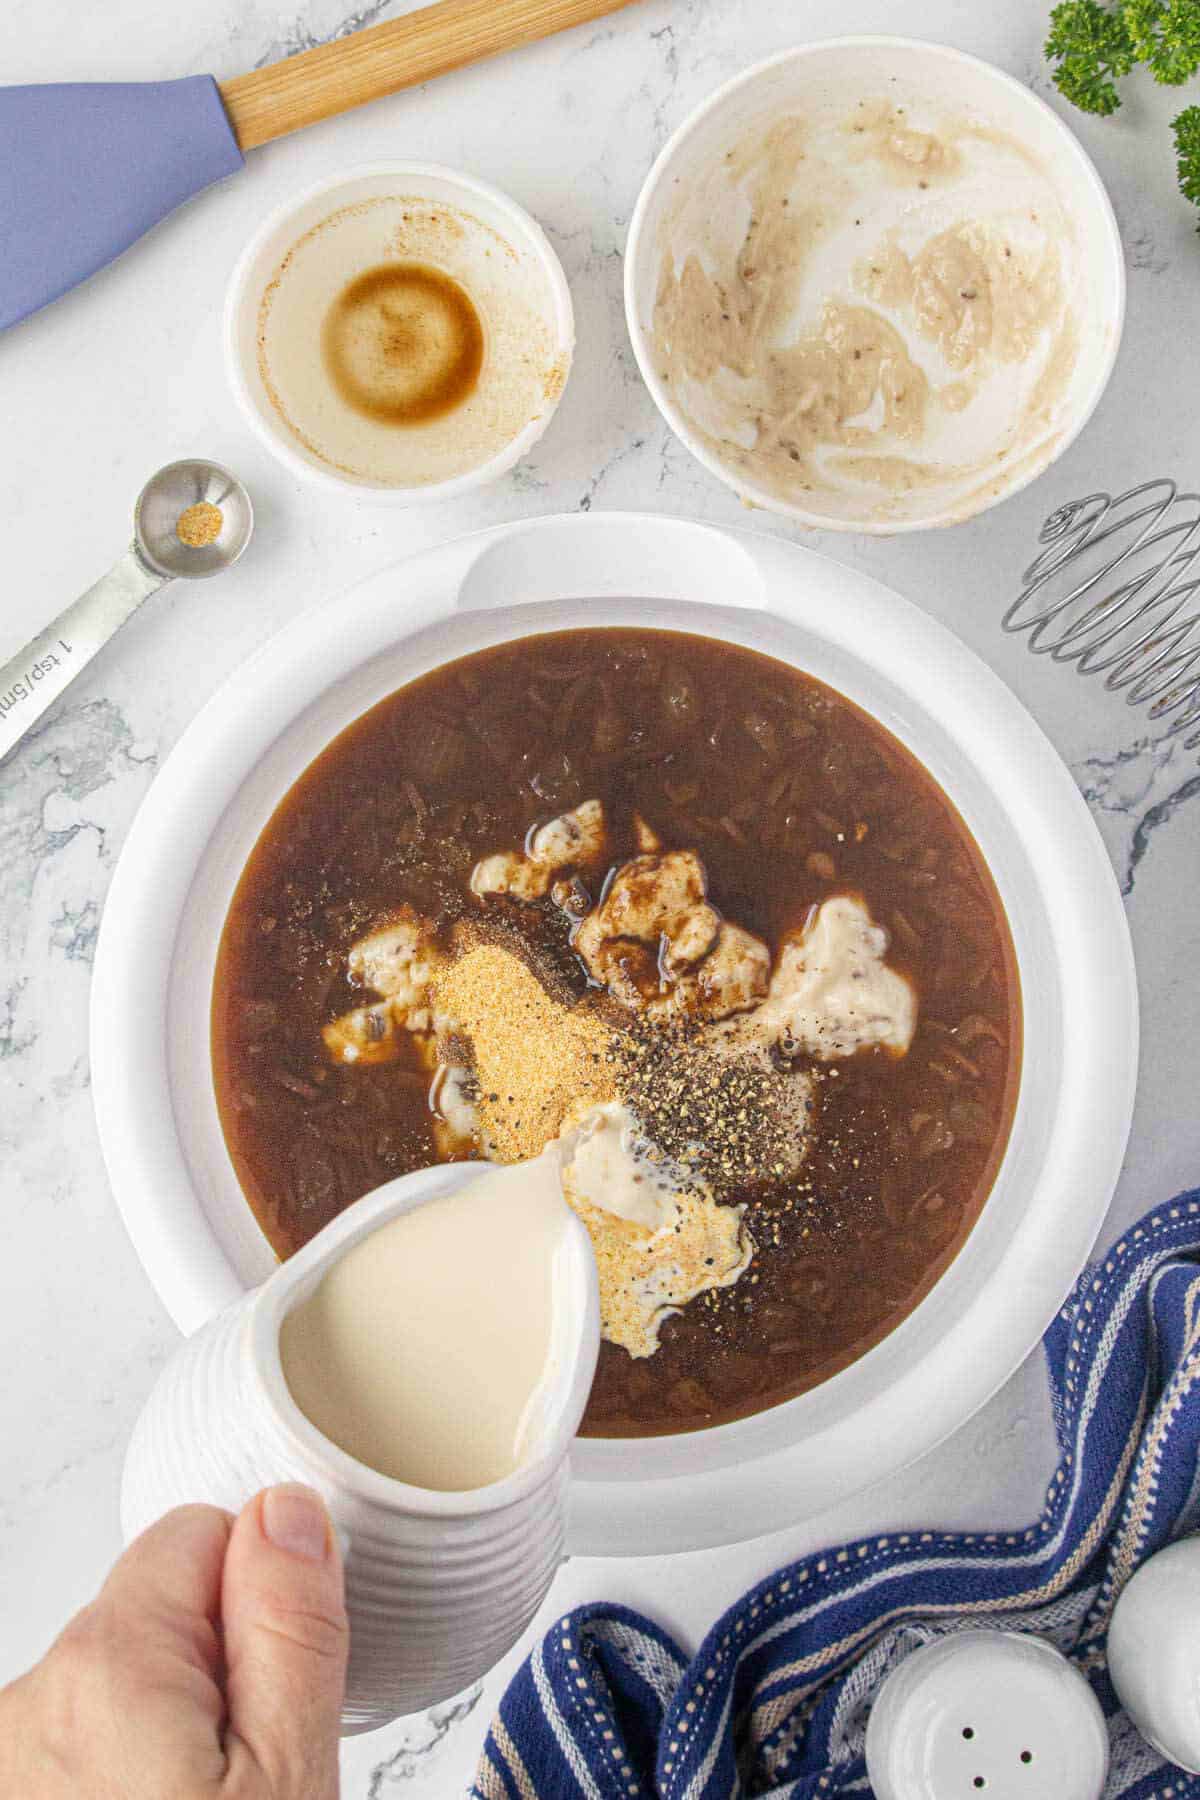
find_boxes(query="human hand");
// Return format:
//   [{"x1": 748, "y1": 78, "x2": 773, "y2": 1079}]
[{"x1": 0, "y1": 1485, "x2": 348, "y2": 1799}]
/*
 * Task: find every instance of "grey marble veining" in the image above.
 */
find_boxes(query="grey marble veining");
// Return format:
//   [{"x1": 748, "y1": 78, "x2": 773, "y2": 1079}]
[
  {"x1": 363, "y1": 1689, "x2": 483, "y2": 1793},
  {"x1": 1071, "y1": 729, "x2": 1200, "y2": 893},
  {"x1": 254, "y1": 0, "x2": 397, "y2": 68},
  {"x1": 3, "y1": 0, "x2": 1200, "y2": 1792}
]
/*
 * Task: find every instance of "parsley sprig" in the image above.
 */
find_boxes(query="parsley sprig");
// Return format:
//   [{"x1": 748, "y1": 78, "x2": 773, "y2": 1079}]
[
  {"x1": 1046, "y1": 0, "x2": 1200, "y2": 223},
  {"x1": 1175, "y1": 102, "x2": 1200, "y2": 204}
]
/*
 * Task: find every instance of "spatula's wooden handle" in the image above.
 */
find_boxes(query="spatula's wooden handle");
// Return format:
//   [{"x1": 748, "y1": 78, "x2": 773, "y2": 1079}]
[{"x1": 219, "y1": 0, "x2": 638, "y2": 151}]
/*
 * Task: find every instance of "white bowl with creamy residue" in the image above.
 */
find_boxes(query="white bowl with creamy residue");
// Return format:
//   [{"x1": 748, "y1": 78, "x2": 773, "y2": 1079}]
[{"x1": 625, "y1": 39, "x2": 1124, "y2": 533}]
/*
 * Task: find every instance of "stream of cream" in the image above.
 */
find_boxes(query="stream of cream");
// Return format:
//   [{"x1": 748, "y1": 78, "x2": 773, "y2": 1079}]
[{"x1": 279, "y1": 1156, "x2": 570, "y2": 1492}]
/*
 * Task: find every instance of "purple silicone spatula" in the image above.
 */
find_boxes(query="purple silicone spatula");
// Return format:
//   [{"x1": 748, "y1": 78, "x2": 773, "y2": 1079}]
[{"x1": 0, "y1": 0, "x2": 637, "y2": 332}]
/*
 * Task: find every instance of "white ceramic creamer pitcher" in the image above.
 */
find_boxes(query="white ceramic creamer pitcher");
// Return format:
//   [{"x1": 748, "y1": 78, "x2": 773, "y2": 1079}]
[{"x1": 121, "y1": 1161, "x2": 600, "y2": 1732}]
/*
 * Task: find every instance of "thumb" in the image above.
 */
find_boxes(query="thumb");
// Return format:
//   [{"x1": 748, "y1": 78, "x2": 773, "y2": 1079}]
[{"x1": 221, "y1": 1485, "x2": 348, "y2": 1799}]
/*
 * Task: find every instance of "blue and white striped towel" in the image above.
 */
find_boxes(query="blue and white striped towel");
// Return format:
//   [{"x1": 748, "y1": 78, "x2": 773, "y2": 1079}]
[{"x1": 472, "y1": 1192, "x2": 1200, "y2": 1799}]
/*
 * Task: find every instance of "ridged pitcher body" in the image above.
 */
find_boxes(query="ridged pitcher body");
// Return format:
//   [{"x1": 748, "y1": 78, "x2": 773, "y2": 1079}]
[{"x1": 121, "y1": 1163, "x2": 599, "y2": 1732}]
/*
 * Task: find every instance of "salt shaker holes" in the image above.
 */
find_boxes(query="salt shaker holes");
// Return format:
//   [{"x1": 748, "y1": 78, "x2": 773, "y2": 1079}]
[{"x1": 863, "y1": 1631, "x2": 1108, "y2": 1800}]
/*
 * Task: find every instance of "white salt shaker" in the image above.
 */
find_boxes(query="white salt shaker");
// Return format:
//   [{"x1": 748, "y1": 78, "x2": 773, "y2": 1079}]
[
  {"x1": 865, "y1": 1629, "x2": 1109, "y2": 1800},
  {"x1": 1108, "y1": 1535, "x2": 1200, "y2": 1773},
  {"x1": 121, "y1": 1162, "x2": 599, "y2": 1734}
]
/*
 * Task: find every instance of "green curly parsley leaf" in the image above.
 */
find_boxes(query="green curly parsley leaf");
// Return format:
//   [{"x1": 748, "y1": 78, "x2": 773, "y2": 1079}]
[
  {"x1": 1047, "y1": 1, "x2": 1200, "y2": 221},
  {"x1": 1174, "y1": 103, "x2": 1200, "y2": 218},
  {"x1": 1124, "y1": 0, "x2": 1200, "y2": 84},
  {"x1": 1046, "y1": 0, "x2": 1137, "y2": 113}
]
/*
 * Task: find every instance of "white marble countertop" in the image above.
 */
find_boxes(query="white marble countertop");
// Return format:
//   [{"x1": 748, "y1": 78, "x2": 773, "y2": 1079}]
[{"x1": 3, "y1": 0, "x2": 1199, "y2": 1790}]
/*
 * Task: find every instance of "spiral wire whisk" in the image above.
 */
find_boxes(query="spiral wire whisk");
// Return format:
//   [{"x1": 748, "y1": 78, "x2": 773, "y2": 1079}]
[{"x1": 1003, "y1": 479, "x2": 1200, "y2": 756}]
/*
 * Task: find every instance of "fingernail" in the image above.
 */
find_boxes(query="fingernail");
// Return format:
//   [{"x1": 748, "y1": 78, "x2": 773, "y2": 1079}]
[{"x1": 261, "y1": 1484, "x2": 331, "y2": 1563}]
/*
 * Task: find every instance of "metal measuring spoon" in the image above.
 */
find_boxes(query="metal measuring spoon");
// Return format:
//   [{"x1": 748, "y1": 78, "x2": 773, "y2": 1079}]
[{"x1": 0, "y1": 460, "x2": 253, "y2": 762}]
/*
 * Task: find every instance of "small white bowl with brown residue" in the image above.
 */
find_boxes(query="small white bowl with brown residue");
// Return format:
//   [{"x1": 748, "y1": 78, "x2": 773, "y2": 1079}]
[
  {"x1": 625, "y1": 38, "x2": 1124, "y2": 533},
  {"x1": 226, "y1": 164, "x2": 574, "y2": 503}
]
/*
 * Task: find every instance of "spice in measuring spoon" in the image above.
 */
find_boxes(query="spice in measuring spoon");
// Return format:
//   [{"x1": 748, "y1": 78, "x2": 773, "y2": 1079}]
[{"x1": 175, "y1": 501, "x2": 224, "y2": 548}]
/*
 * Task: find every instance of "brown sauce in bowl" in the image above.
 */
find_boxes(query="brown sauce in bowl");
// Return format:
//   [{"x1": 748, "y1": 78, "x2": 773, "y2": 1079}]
[
  {"x1": 213, "y1": 628, "x2": 1020, "y2": 1437},
  {"x1": 322, "y1": 261, "x2": 484, "y2": 426}
]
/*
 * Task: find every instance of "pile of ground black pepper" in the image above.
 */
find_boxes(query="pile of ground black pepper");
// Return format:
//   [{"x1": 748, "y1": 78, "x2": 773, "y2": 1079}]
[{"x1": 606, "y1": 1025, "x2": 818, "y2": 1198}]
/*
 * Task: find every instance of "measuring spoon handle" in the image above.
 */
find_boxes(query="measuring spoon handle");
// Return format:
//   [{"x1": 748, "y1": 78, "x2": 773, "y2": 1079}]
[{"x1": 0, "y1": 549, "x2": 169, "y2": 762}]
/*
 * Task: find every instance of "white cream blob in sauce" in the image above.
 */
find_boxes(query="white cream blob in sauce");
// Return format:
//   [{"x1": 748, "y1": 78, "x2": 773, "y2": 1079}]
[{"x1": 319, "y1": 802, "x2": 916, "y2": 1359}]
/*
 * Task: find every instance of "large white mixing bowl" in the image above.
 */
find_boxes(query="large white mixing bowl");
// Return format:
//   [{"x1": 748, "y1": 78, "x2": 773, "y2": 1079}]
[{"x1": 91, "y1": 513, "x2": 1137, "y2": 1555}]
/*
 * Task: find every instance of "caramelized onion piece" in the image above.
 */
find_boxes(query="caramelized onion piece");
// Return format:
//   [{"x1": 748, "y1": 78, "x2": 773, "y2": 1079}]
[
  {"x1": 742, "y1": 711, "x2": 778, "y2": 755},
  {"x1": 948, "y1": 1098, "x2": 994, "y2": 1144},
  {"x1": 593, "y1": 692, "x2": 625, "y2": 754},
  {"x1": 891, "y1": 909, "x2": 922, "y2": 952},
  {"x1": 662, "y1": 664, "x2": 703, "y2": 730},
  {"x1": 666, "y1": 1376, "x2": 714, "y2": 1417},
  {"x1": 914, "y1": 1117, "x2": 955, "y2": 1157},
  {"x1": 956, "y1": 1012, "x2": 1005, "y2": 1047}
]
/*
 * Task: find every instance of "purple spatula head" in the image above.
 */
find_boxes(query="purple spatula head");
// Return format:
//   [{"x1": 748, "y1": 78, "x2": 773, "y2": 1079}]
[{"x1": 0, "y1": 76, "x2": 243, "y2": 331}]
